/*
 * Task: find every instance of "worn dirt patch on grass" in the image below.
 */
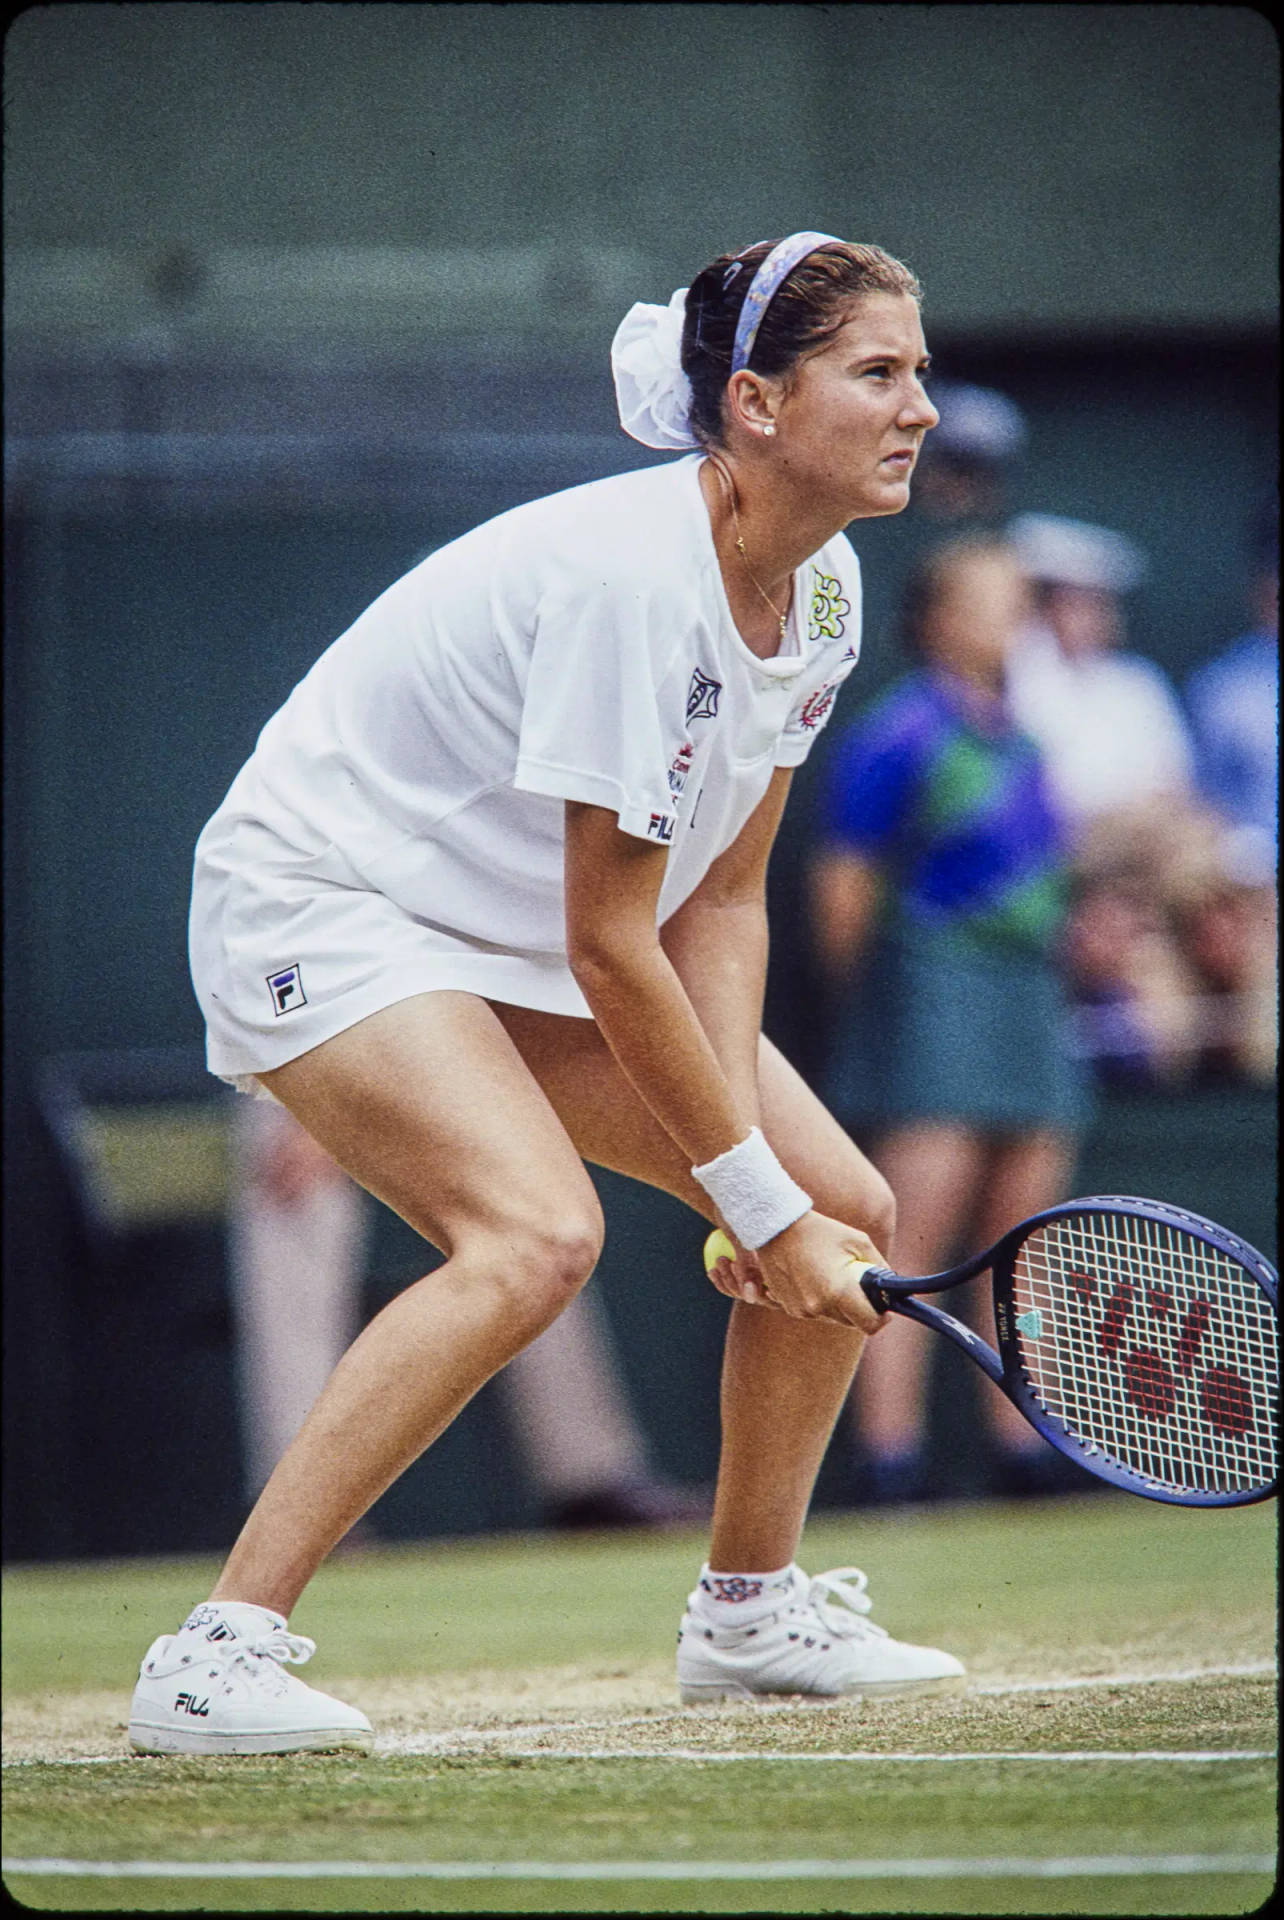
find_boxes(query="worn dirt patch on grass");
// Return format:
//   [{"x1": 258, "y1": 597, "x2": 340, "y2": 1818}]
[{"x1": 4, "y1": 1667, "x2": 1274, "y2": 1767}]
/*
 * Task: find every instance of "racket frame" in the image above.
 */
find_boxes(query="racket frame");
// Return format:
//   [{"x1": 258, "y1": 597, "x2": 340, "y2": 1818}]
[{"x1": 859, "y1": 1194, "x2": 1278, "y2": 1507}]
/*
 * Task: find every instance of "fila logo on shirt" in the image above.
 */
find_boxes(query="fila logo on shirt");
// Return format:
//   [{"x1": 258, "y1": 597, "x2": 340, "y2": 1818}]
[
  {"x1": 647, "y1": 812, "x2": 675, "y2": 843},
  {"x1": 686, "y1": 668, "x2": 722, "y2": 723},
  {"x1": 267, "y1": 963, "x2": 308, "y2": 1016}
]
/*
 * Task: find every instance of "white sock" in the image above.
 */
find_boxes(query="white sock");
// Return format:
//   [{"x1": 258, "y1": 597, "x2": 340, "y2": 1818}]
[
  {"x1": 693, "y1": 1563, "x2": 797, "y2": 1623},
  {"x1": 178, "y1": 1600, "x2": 284, "y2": 1641}
]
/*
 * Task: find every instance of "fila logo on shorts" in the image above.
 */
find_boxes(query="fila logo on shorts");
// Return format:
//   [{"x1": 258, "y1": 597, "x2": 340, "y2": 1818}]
[
  {"x1": 267, "y1": 964, "x2": 308, "y2": 1016},
  {"x1": 686, "y1": 668, "x2": 722, "y2": 723}
]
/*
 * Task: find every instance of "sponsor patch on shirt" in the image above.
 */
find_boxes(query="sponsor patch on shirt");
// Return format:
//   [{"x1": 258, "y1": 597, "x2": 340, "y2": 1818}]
[
  {"x1": 686, "y1": 667, "x2": 722, "y2": 722},
  {"x1": 797, "y1": 682, "x2": 842, "y2": 731}
]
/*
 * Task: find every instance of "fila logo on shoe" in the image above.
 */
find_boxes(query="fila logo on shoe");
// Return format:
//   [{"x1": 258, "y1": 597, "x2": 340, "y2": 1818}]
[{"x1": 174, "y1": 1691, "x2": 211, "y2": 1717}]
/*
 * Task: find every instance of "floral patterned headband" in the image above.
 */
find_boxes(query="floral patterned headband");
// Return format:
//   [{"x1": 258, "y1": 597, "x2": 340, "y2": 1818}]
[{"x1": 729, "y1": 231, "x2": 842, "y2": 374}]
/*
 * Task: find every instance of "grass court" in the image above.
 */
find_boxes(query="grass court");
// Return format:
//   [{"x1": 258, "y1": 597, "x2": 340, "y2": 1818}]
[{"x1": 2, "y1": 1491, "x2": 1276, "y2": 1913}]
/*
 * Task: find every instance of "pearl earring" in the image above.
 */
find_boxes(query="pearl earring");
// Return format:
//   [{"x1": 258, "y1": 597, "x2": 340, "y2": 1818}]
[{"x1": 763, "y1": 423, "x2": 777, "y2": 437}]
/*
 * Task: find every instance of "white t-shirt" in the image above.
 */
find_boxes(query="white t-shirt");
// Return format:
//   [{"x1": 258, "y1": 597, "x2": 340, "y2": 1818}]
[
  {"x1": 1005, "y1": 624, "x2": 1194, "y2": 826},
  {"x1": 206, "y1": 453, "x2": 862, "y2": 1012}
]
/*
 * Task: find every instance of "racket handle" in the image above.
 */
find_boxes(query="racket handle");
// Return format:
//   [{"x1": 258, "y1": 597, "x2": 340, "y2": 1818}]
[{"x1": 850, "y1": 1261, "x2": 895, "y2": 1313}]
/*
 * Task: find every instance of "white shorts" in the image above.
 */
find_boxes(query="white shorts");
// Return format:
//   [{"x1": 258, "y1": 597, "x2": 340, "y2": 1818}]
[{"x1": 189, "y1": 812, "x2": 592, "y2": 1099}]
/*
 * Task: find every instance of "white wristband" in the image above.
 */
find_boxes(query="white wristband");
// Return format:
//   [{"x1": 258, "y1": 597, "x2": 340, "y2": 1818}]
[{"x1": 691, "y1": 1128, "x2": 812, "y2": 1251}]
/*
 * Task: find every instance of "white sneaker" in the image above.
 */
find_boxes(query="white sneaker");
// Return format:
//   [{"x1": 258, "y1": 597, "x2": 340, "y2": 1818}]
[
  {"x1": 129, "y1": 1601, "x2": 373, "y2": 1755},
  {"x1": 677, "y1": 1564, "x2": 966, "y2": 1703}
]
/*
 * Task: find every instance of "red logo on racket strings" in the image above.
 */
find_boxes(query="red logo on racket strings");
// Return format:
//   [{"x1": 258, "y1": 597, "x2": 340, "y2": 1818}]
[
  {"x1": 1102, "y1": 1291, "x2": 1256, "y2": 1437},
  {"x1": 1123, "y1": 1348, "x2": 1177, "y2": 1418},
  {"x1": 1199, "y1": 1367, "x2": 1255, "y2": 1436},
  {"x1": 1175, "y1": 1298, "x2": 1211, "y2": 1374},
  {"x1": 1097, "y1": 1280, "x2": 1134, "y2": 1355}
]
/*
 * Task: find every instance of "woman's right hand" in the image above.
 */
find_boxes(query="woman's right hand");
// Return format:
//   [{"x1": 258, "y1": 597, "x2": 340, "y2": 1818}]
[{"x1": 708, "y1": 1212, "x2": 891, "y2": 1333}]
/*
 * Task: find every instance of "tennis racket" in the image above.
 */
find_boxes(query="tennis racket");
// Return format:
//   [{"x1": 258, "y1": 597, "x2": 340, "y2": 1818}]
[{"x1": 705, "y1": 1196, "x2": 1278, "y2": 1506}]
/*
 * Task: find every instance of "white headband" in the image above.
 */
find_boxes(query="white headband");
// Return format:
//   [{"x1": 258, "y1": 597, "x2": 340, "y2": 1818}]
[{"x1": 610, "y1": 232, "x2": 843, "y2": 451}]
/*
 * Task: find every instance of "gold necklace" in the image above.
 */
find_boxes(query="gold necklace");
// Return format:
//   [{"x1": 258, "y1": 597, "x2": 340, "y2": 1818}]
[{"x1": 708, "y1": 455, "x2": 790, "y2": 645}]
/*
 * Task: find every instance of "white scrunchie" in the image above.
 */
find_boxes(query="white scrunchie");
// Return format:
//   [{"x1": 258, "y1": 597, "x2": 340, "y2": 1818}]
[{"x1": 610, "y1": 286, "x2": 700, "y2": 451}]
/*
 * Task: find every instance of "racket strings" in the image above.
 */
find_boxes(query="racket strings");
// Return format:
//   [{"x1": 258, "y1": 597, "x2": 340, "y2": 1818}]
[{"x1": 1010, "y1": 1212, "x2": 1277, "y2": 1495}]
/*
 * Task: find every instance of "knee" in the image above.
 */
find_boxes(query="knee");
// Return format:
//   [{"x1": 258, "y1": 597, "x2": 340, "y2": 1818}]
[
  {"x1": 848, "y1": 1169, "x2": 896, "y2": 1258},
  {"x1": 478, "y1": 1208, "x2": 605, "y2": 1334}
]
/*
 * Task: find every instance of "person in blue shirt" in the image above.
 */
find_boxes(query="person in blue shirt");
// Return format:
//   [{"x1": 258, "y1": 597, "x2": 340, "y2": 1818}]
[
  {"x1": 1185, "y1": 512, "x2": 1278, "y2": 864},
  {"x1": 810, "y1": 532, "x2": 1090, "y2": 1502}
]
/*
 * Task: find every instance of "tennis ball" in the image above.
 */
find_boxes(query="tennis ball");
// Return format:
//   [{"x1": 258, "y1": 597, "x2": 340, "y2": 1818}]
[{"x1": 703, "y1": 1229, "x2": 737, "y2": 1273}]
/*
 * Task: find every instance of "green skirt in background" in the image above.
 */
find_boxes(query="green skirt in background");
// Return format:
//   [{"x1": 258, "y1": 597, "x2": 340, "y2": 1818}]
[{"x1": 820, "y1": 922, "x2": 1092, "y2": 1137}]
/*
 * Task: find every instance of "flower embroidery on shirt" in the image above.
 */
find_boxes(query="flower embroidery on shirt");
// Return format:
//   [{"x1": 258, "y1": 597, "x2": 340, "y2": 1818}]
[{"x1": 808, "y1": 574, "x2": 851, "y2": 643}]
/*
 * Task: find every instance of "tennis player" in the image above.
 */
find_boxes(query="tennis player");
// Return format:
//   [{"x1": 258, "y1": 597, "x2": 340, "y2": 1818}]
[{"x1": 129, "y1": 232, "x2": 965, "y2": 1755}]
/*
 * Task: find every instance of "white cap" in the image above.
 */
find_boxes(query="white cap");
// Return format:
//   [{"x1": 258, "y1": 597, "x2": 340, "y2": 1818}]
[
  {"x1": 1009, "y1": 513, "x2": 1146, "y2": 592},
  {"x1": 929, "y1": 381, "x2": 1027, "y2": 463}
]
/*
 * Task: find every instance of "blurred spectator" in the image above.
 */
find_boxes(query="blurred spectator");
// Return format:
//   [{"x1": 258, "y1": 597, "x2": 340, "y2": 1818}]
[
  {"x1": 1061, "y1": 800, "x2": 1277, "y2": 1090},
  {"x1": 1184, "y1": 504, "x2": 1278, "y2": 865},
  {"x1": 910, "y1": 378, "x2": 1028, "y2": 525},
  {"x1": 1060, "y1": 808, "x2": 1206, "y2": 1090},
  {"x1": 1005, "y1": 513, "x2": 1196, "y2": 834},
  {"x1": 809, "y1": 534, "x2": 1089, "y2": 1504},
  {"x1": 229, "y1": 1098, "x2": 369, "y2": 1504},
  {"x1": 1163, "y1": 815, "x2": 1278, "y2": 1086},
  {"x1": 228, "y1": 1098, "x2": 705, "y2": 1528}
]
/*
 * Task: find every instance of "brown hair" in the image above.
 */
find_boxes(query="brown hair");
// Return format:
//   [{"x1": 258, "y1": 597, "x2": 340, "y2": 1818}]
[
  {"x1": 898, "y1": 532, "x2": 1021, "y2": 662},
  {"x1": 681, "y1": 239, "x2": 922, "y2": 448}
]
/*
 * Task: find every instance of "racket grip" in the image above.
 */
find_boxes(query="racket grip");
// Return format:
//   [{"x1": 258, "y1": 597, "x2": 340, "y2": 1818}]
[{"x1": 850, "y1": 1262, "x2": 894, "y2": 1313}]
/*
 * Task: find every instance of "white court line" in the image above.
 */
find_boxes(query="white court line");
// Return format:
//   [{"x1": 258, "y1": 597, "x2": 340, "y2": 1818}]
[
  {"x1": 974, "y1": 1660, "x2": 1276, "y2": 1696},
  {"x1": 456, "y1": 1749, "x2": 1275, "y2": 1764},
  {"x1": 5, "y1": 1746, "x2": 1273, "y2": 1770},
  {"x1": 2, "y1": 1853, "x2": 1275, "y2": 1882}
]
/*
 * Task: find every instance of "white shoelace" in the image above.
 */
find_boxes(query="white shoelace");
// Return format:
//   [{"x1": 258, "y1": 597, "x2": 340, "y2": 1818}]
[
  {"x1": 227, "y1": 1628, "x2": 317, "y2": 1685},
  {"x1": 805, "y1": 1568, "x2": 890, "y2": 1643}
]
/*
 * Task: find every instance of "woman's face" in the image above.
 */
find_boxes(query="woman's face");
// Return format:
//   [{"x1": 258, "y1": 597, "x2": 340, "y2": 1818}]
[
  {"x1": 920, "y1": 549, "x2": 1031, "y2": 680},
  {"x1": 766, "y1": 292, "x2": 939, "y2": 520}
]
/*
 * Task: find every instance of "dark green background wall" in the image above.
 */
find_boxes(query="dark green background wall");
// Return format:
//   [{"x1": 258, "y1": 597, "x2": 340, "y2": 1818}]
[{"x1": 5, "y1": 5, "x2": 1278, "y2": 336}]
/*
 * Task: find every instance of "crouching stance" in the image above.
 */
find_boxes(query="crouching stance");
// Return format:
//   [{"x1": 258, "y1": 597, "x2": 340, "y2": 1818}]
[{"x1": 130, "y1": 232, "x2": 963, "y2": 1756}]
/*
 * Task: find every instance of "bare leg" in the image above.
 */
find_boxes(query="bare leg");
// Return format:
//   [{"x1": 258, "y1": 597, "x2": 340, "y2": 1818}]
[
  {"x1": 494, "y1": 1005, "x2": 894, "y2": 1573},
  {"x1": 848, "y1": 1123, "x2": 989, "y2": 1460},
  {"x1": 966, "y1": 1128, "x2": 1078, "y2": 1451},
  {"x1": 210, "y1": 993, "x2": 604, "y2": 1617}
]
